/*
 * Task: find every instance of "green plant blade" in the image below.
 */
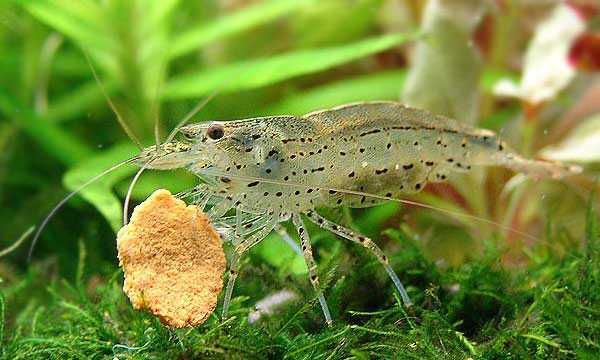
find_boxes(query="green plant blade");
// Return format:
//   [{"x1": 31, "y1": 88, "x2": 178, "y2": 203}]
[
  {"x1": 267, "y1": 70, "x2": 406, "y2": 115},
  {"x1": 145, "y1": 0, "x2": 180, "y2": 28},
  {"x1": 114, "y1": 170, "x2": 196, "y2": 201},
  {"x1": 22, "y1": 0, "x2": 113, "y2": 52},
  {"x1": 163, "y1": 32, "x2": 415, "y2": 99},
  {"x1": 46, "y1": 80, "x2": 115, "y2": 123},
  {"x1": 170, "y1": 0, "x2": 315, "y2": 59},
  {"x1": 0, "y1": 89, "x2": 91, "y2": 166}
]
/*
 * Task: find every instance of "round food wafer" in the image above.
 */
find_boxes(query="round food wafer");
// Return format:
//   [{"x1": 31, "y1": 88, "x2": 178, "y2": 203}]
[{"x1": 116, "y1": 189, "x2": 225, "y2": 328}]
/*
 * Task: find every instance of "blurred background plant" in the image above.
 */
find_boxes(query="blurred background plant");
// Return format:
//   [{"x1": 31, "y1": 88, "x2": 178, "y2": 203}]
[{"x1": 1, "y1": 0, "x2": 599, "y2": 358}]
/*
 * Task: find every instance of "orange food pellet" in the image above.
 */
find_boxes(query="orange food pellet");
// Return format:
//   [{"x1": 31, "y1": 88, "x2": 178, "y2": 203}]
[{"x1": 116, "y1": 189, "x2": 225, "y2": 328}]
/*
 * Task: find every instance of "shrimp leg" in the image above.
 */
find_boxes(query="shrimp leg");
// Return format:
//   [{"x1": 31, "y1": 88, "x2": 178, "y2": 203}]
[
  {"x1": 237, "y1": 213, "x2": 273, "y2": 239},
  {"x1": 222, "y1": 213, "x2": 279, "y2": 319},
  {"x1": 207, "y1": 196, "x2": 237, "y2": 220},
  {"x1": 291, "y1": 214, "x2": 333, "y2": 325},
  {"x1": 176, "y1": 184, "x2": 214, "y2": 210},
  {"x1": 222, "y1": 250, "x2": 241, "y2": 319},
  {"x1": 304, "y1": 210, "x2": 412, "y2": 306}
]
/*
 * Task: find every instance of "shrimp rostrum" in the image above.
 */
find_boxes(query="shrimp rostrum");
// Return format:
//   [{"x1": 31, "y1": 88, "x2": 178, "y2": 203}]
[{"x1": 136, "y1": 101, "x2": 579, "y2": 324}]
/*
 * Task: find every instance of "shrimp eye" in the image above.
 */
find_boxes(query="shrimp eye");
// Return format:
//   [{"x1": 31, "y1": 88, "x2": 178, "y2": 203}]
[{"x1": 207, "y1": 124, "x2": 224, "y2": 140}]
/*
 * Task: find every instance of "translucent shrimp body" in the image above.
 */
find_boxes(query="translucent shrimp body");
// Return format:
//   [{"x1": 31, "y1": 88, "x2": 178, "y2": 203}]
[{"x1": 138, "y1": 101, "x2": 579, "y2": 323}]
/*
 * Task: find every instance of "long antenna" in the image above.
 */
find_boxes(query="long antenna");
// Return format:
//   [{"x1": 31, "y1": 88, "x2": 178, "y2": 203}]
[
  {"x1": 123, "y1": 157, "x2": 156, "y2": 225},
  {"x1": 164, "y1": 56, "x2": 258, "y2": 144},
  {"x1": 83, "y1": 51, "x2": 144, "y2": 150},
  {"x1": 153, "y1": 110, "x2": 161, "y2": 151},
  {"x1": 165, "y1": 91, "x2": 218, "y2": 143},
  {"x1": 152, "y1": 58, "x2": 168, "y2": 150},
  {"x1": 1, "y1": 226, "x2": 35, "y2": 258},
  {"x1": 28, "y1": 157, "x2": 139, "y2": 261}
]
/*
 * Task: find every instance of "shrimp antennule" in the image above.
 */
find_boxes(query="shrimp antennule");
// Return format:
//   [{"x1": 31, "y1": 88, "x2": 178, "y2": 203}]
[
  {"x1": 123, "y1": 159, "x2": 154, "y2": 226},
  {"x1": 165, "y1": 92, "x2": 219, "y2": 144},
  {"x1": 83, "y1": 51, "x2": 143, "y2": 150}
]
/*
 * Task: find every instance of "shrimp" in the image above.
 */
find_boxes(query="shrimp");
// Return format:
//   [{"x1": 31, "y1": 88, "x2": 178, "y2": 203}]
[{"x1": 133, "y1": 101, "x2": 581, "y2": 324}]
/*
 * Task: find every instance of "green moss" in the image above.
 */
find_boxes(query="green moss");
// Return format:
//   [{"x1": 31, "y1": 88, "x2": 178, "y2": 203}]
[
  {"x1": 1, "y1": 2, "x2": 598, "y2": 359},
  {"x1": 2, "y1": 197, "x2": 598, "y2": 359}
]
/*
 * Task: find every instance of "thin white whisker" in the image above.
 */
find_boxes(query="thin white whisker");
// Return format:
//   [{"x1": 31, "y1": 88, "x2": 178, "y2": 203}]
[
  {"x1": 165, "y1": 91, "x2": 218, "y2": 144},
  {"x1": 28, "y1": 157, "x2": 139, "y2": 261},
  {"x1": 123, "y1": 156, "x2": 158, "y2": 226},
  {"x1": 152, "y1": 58, "x2": 168, "y2": 150},
  {"x1": 83, "y1": 51, "x2": 144, "y2": 150},
  {"x1": 1, "y1": 226, "x2": 35, "y2": 258}
]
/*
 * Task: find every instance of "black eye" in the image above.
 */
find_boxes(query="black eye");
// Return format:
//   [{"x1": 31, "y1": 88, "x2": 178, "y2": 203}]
[{"x1": 207, "y1": 124, "x2": 224, "y2": 140}]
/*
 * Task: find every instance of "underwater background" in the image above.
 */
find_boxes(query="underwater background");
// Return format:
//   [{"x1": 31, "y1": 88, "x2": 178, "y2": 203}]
[{"x1": 1, "y1": 1, "x2": 599, "y2": 358}]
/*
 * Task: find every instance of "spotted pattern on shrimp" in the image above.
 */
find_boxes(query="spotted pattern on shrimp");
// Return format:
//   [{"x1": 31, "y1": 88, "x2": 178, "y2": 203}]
[{"x1": 137, "y1": 101, "x2": 580, "y2": 323}]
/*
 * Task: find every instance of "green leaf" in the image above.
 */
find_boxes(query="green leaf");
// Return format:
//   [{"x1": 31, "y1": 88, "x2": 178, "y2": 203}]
[
  {"x1": 146, "y1": 0, "x2": 180, "y2": 28},
  {"x1": 46, "y1": 80, "x2": 114, "y2": 123},
  {"x1": 170, "y1": 0, "x2": 315, "y2": 58},
  {"x1": 267, "y1": 70, "x2": 406, "y2": 115},
  {"x1": 0, "y1": 89, "x2": 91, "y2": 166},
  {"x1": 22, "y1": 0, "x2": 113, "y2": 53},
  {"x1": 24, "y1": 0, "x2": 173, "y2": 95},
  {"x1": 63, "y1": 143, "x2": 138, "y2": 232},
  {"x1": 289, "y1": 0, "x2": 382, "y2": 48},
  {"x1": 114, "y1": 170, "x2": 196, "y2": 201},
  {"x1": 164, "y1": 32, "x2": 416, "y2": 99},
  {"x1": 52, "y1": 51, "x2": 92, "y2": 77}
]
